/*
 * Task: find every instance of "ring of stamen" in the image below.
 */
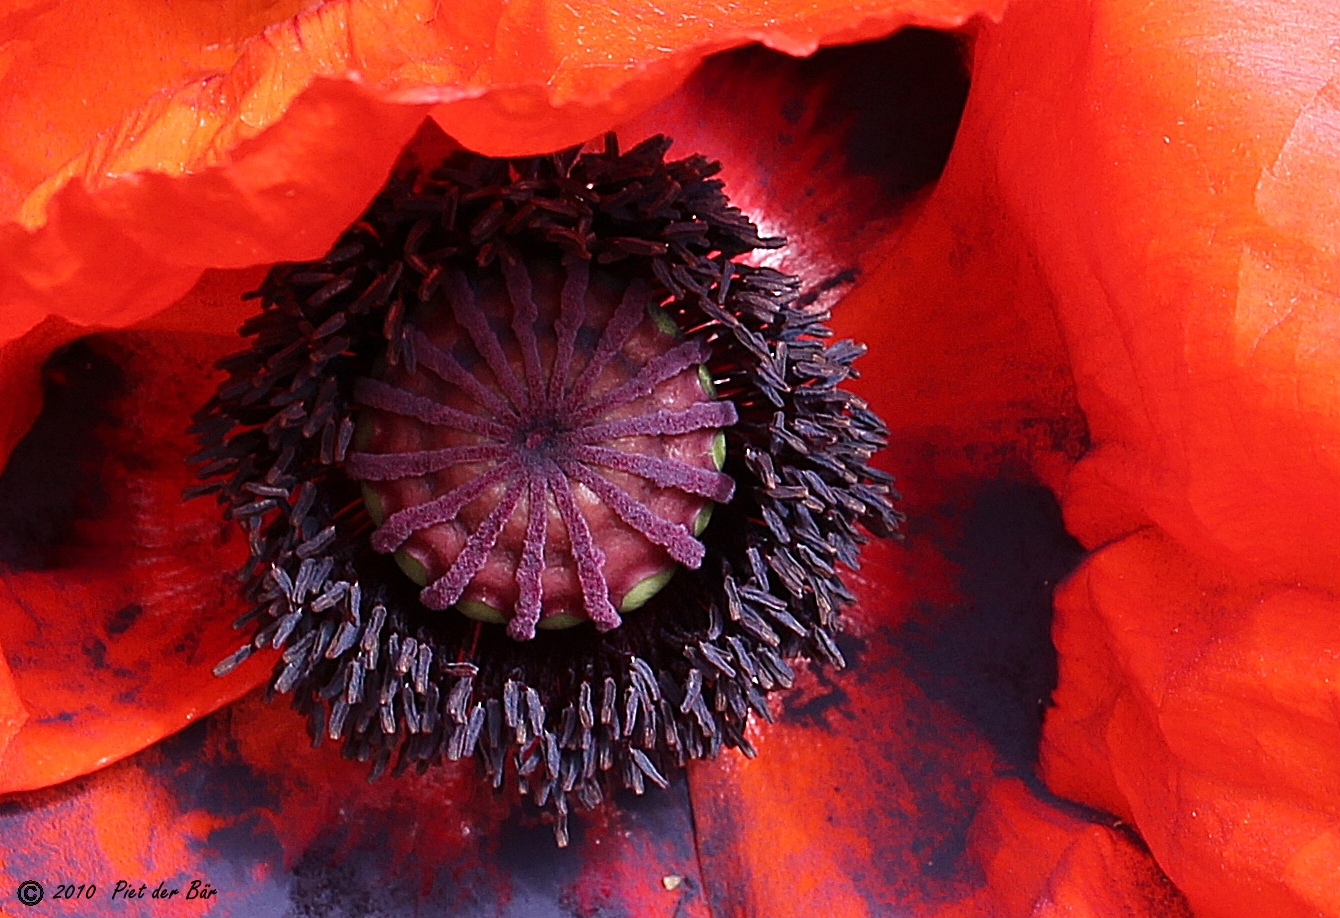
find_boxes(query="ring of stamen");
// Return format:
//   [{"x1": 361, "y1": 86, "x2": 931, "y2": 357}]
[{"x1": 190, "y1": 134, "x2": 902, "y2": 846}]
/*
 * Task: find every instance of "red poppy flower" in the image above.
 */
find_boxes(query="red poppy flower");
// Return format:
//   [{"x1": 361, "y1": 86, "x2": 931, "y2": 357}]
[{"x1": 1, "y1": 0, "x2": 1336, "y2": 915}]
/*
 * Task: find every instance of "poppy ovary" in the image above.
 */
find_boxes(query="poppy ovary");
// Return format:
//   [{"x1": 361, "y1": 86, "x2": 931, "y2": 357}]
[{"x1": 345, "y1": 258, "x2": 736, "y2": 640}]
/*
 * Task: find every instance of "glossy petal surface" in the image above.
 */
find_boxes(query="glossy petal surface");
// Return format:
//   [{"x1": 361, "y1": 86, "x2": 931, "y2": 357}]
[{"x1": 963, "y1": 0, "x2": 1340, "y2": 915}]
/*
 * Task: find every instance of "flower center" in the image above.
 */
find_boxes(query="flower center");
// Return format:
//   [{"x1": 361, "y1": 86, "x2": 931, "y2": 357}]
[
  {"x1": 517, "y1": 420, "x2": 562, "y2": 458},
  {"x1": 347, "y1": 257, "x2": 735, "y2": 640},
  {"x1": 192, "y1": 137, "x2": 901, "y2": 846}
]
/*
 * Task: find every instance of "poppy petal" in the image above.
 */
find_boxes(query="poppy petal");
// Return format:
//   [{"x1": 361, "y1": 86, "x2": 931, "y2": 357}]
[
  {"x1": 971, "y1": 779, "x2": 1194, "y2": 918},
  {"x1": 0, "y1": 81, "x2": 432, "y2": 347},
  {"x1": 975, "y1": 0, "x2": 1340, "y2": 586},
  {"x1": 0, "y1": 327, "x2": 273, "y2": 791},
  {"x1": 0, "y1": 0, "x2": 1005, "y2": 351},
  {"x1": 0, "y1": 690, "x2": 712, "y2": 916},
  {"x1": 1047, "y1": 531, "x2": 1340, "y2": 918},
  {"x1": 672, "y1": 26, "x2": 1187, "y2": 906},
  {"x1": 965, "y1": 0, "x2": 1340, "y2": 914}
]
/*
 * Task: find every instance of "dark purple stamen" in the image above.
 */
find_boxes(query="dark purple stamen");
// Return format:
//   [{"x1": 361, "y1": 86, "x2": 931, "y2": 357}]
[{"x1": 350, "y1": 259, "x2": 735, "y2": 639}]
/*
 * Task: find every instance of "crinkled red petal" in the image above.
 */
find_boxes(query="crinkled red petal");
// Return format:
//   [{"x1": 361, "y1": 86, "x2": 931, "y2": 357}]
[
  {"x1": 966, "y1": 0, "x2": 1340, "y2": 915},
  {"x1": 0, "y1": 0, "x2": 1004, "y2": 360},
  {"x1": 0, "y1": 324, "x2": 271, "y2": 792}
]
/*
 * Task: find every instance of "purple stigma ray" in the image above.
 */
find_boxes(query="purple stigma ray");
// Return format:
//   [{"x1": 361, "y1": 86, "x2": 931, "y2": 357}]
[
  {"x1": 421, "y1": 475, "x2": 528, "y2": 609},
  {"x1": 371, "y1": 457, "x2": 521, "y2": 553},
  {"x1": 349, "y1": 262, "x2": 740, "y2": 637},
  {"x1": 354, "y1": 378, "x2": 509, "y2": 439},
  {"x1": 345, "y1": 443, "x2": 511, "y2": 480},
  {"x1": 564, "y1": 280, "x2": 653, "y2": 408},
  {"x1": 508, "y1": 475, "x2": 550, "y2": 641},
  {"x1": 572, "y1": 402, "x2": 738, "y2": 444},
  {"x1": 570, "y1": 445, "x2": 734, "y2": 502},
  {"x1": 442, "y1": 269, "x2": 529, "y2": 411},
  {"x1": 410, "y1": 328, "x2": 518, "y2": 421},
  {"x1": 545, "y1": 462, "x2": 620, "y2": 632},
  {"x1": 561, "y1": 460, "x2": 704, "y2": 568},
  {"x1": 500, "y1": 252, "x2": 548, "y2": 404},
  {"x1": 571, "y1": 339, "x2": 711, "y2": 425},
  {"x1": 548, "y1": 259, "x2": 589, "y2": 409}
]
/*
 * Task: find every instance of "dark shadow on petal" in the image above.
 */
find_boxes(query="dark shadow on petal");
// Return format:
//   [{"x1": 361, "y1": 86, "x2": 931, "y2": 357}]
[
  {"x1": 492, "y1": 816, "x2": 584, "y2": 917},
  {"x1": 788, "y1": 28, "x2": 972, "y2": 199},
  {"x1": 619, "y1": 28, "x2": 972, "y2": 312},
  {"x1": 161, "y1": 718, "x2": 285, "y2": 820},
  {"x1": 688, "y1": 27, "x2": 971, "y2": 201},
  {"x1": 900, "y1": 481, "x2": 1083, "y2": 773},
  {"x1": 780, "y1": 657, "x2": 855, "y2": 728},
  {"x1": 845, "y1": 626, "x2": 990, "y2": 889},
  {"x1": 0, "y1": 337, "x2": 127, "y2": 570},
  {"x1": 285, "y1": 836, "x2": 493, "y2": 918}
]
